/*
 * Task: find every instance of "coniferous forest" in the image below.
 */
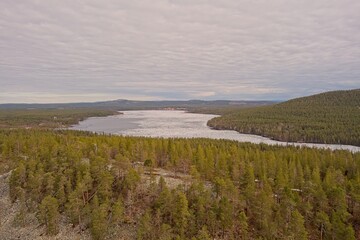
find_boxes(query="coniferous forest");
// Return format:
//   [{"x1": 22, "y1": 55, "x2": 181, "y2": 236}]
[
  {"x1": 0, "y1": 108, "x2": 118, "y2": 129},
  {"x1": 208, "y1": 89, "x2": 360, "y2": 146},
  {"x1": 2, "y1": 130, "x2": 360, "y2": 239}
]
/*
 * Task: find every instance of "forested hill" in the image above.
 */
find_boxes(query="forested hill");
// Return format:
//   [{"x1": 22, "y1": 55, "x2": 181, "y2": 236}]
[
  {"x1": 284, "y1": 89, "x2": 360, "y2": 107},
  {"x1": 208, "y1": 89, "x2": 360, "y2": 146}
]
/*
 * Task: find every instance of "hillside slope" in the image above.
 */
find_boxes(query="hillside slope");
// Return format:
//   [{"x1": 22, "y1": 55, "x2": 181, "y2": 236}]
[{"x1": 208, "y1": 89, "x2": 360, "y2": 146}]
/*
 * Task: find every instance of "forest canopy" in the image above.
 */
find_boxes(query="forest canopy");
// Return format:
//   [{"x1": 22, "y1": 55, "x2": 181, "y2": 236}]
[
  {"x1": 0, "y1": 108, "x2": 118, "y2": 129},
  {"x1": 1, "y1": 129, "x2": 360, "y2": 239},
  {"x1": 208, "y1": 89, "x2": 360, "y2": 146}
]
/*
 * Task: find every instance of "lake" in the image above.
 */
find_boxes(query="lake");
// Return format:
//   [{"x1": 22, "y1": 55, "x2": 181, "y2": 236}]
[{"x1": 70, "y1": 110, "x2": 360, "y2": 152}]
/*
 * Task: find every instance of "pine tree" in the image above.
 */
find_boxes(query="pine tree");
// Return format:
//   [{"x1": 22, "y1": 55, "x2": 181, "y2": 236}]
[
  {"x1": 289, "y1": 210, "x2": 308, "y2": 240},
  {"x1": 217, "y1": 197, "x2": 233, "y2": 237},
  {"x1": 173, "y1": 191, "x2": 190, "y2": 238},
  {"x1": 54, "y1": 175, "x2": 67, "y2": 210},
  {"x1": 9, "y1": 161, "x2": 26, "y2": 202},
  {"x1": 158, "y1": 224, "x2": 173, "y2": 240},
  {"x1": 66, "y1": 190, "x2": 83, "y2": 225},
  {"x1": 123, "y1": 168, "x2": 140, "y2": 192},
  {"x1": 90, "y1": 201, "x2": 109, "y2": 240},
  {"x1": 237, "y1": 211, "x2": 248, "y2": 239},
  {"x1": 111, "y1": 198, "x2": 124, "y2": 224},
  {"x1": 196, "y1": 226, "x2": 211, "y2": 240},
  {"x1": 13, "y1": 187, "x2": 27, "y2": 227},
  {"x1": 315, "y1": 211, "x2": 331, "y2": 240},
  {"x1": 137, "y1": 210, "x2": 153, "y2": 240},
  {"x1": 331, "y1": 211, "x2": 355, "y2": 240},
  {"x1": 155, "y1": 185, "x2": 172, "y2": 223},
  {"x1": 38, "y1": 195, "x2": 59, "y2": 235}
]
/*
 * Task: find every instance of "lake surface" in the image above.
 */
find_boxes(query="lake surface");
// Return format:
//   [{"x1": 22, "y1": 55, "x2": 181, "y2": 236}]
[{"x1": 70, "y1": 110, "x2": 360, "y2": 152}]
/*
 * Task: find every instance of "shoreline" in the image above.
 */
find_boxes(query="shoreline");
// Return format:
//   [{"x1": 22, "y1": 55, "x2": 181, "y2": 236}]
[{"x1": 70, "y1": 110, "x2": 360, "y2": 153}]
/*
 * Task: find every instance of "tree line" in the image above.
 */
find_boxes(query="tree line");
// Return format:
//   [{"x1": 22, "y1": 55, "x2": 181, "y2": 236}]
[{"x1": 0, "y1": 108, "x2": 118, "y2": 129}]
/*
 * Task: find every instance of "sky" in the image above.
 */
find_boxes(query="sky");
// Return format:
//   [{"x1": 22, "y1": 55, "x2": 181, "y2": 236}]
[{"x1": 0, "y1": 0, "x2": 359, "y2": 103}]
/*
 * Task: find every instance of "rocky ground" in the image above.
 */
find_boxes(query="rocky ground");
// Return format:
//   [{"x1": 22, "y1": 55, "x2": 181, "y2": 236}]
[
  {"x1": 0, "y1": 171, "x2": 138, "y2": 240},
  {"x1": 0, "y1": 171, "x2": 92, "y2": 240}
]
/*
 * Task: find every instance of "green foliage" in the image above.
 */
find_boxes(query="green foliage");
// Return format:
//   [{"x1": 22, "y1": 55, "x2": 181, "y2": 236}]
[
  {"x1": 208, "y1": 89, "x2": 360, "y2": 146},
  {"x1": 2, "y1": 129, "x2": 359, "y2": 239},
  {"x1": 137, "y1": 210, "x2": 153, "y2": 240},
  {"x1": 172, "y1": 191, "x2": 190, "y2": 238},
  {"x1": 123, "y1": 168, "x2": 140, "y2": 191},
  {"x1": 111, "y1": 199, "x2": 124, "y2": 224},
  {"x1": 91, "y1": 201, "x2": 109, "y2": 240},
  {"x1": 0, "y1": 108, "x2": 117, "y2": 129},
  {"x1": 315, "y1": 211, "x2": 332, "y2": 240},
  {"x1": 38, "y1": 195, "x2": 59, "y2": 235},
  {"x1": 289, "y1": 210, "x2": 307, "y2": 240},
  {"x1": 331, "y1": 211, "x2": 355, "y2": 240},
  {"x1": 144, "y1": 158, "x2": 153, "y2": 167},
  {"x1": 195, "y1": 226, "x2": 211, "y2": 240},
  {"x1": 237, "y1": 211, "x2": 248, "y2": 239}
]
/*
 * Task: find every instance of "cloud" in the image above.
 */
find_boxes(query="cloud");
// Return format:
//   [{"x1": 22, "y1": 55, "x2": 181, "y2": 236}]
[{"x1": 0, "y1": 0, "x2": 359, "y2": 103}]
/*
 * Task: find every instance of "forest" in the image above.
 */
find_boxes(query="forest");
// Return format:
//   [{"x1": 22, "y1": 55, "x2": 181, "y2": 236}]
[
  {"x1": 208, "y1": 89, "x2": 360, "y2": 146},
  {"x1": 0, "y1": 108, "x2": 118, "y2": 129},
  {"x1": 1, "y1": 129, "x2": 360, "y2": 239}
]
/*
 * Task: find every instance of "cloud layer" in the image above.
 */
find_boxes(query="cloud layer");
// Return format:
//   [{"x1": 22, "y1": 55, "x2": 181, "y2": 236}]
[{"x1": 0, "y1": 0, "x2": 359, "y2": 102}]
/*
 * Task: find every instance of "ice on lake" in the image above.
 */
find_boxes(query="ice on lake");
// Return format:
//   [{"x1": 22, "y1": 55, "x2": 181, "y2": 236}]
[{"x1": 70, "y1": 110, "x2": 360, "y2": 152}]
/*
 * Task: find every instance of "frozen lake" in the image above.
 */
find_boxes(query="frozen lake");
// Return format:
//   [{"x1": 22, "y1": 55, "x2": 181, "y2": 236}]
[{"x1": 70, "y1": 110, "x2": 360, "y2": 152}]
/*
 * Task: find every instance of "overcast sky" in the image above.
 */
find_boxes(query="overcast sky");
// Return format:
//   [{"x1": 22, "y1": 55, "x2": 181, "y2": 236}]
[{"x1": 0, "y1": 0, "x2": 359, "y2": 103}]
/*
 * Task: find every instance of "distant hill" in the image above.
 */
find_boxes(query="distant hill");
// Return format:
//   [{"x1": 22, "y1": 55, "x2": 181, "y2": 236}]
[
  {"x1": 0, "y1": 99, "x2": 273, "y2": 110},
  {"x1": 208, "y1": 89, "x2": 360, "y2": 146},
  {"x1": 0, "y1": 99, "x2": 274, "y2": 129}
]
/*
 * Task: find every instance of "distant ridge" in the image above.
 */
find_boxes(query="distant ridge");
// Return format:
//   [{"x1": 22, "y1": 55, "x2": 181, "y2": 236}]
[
  {"x1": 208, "y1": 89, "x2": 360, "y2": 146},
  {"x1": 0, "y1": 99, "x2": 274, "y2": 110}
]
